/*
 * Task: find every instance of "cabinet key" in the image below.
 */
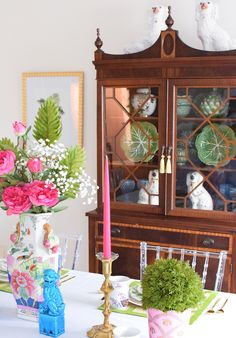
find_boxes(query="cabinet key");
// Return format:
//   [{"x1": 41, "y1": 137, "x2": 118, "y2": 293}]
[
  {"x1": 111, "y1": 227, "x2": 121, "y2": 236},
  {"x1": 202, "y1": 237, "x2": 215, "y2": 247}
]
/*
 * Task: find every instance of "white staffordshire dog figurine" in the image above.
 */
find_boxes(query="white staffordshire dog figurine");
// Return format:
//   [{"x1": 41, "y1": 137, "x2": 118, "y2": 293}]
[
  {"x1": 124, "y1": 6, "x2": 168, "y2": 54},
  {"x1": 138, "y1": 169, "x2": 159, "y2": 205},
  {"x1": 186, "y1": 171, "x2": 213, "y2": 210},
  {"x1": 196, "y1": 1, "x2": 236, "y2": 51}
]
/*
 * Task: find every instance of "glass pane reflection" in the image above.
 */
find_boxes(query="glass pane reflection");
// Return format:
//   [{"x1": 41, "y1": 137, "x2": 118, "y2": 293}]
[
  {"x1": 175, "y1": 86, "x2": 236, "y2": 214},
  {"x1": 104, "y1": 86, "x2": 159, "y2": 206}
]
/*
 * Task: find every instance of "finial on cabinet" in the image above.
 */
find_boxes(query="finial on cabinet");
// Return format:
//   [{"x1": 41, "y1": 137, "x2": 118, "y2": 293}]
[
  {"x1": 95, "y1": 28, "x2": 103, "y2": 51},
  {"x1": 165, "y1": 6, "x2": 174, "y2": 30}
]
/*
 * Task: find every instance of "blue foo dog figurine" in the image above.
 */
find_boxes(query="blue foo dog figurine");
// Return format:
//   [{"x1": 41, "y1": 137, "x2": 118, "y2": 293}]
[{"x1": 39, "y1": 269, "x2": 65, "y2": 337}]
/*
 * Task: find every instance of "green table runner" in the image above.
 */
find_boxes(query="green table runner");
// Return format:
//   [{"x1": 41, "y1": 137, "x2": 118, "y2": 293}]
[{"x1": 99, "y1": 289, "x2": 217, "y2": 325}]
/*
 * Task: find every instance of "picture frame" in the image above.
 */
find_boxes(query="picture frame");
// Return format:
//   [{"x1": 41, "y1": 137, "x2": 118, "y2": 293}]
[{"x1": 22, "y1": 72, "x2": 84, "y2": 147}]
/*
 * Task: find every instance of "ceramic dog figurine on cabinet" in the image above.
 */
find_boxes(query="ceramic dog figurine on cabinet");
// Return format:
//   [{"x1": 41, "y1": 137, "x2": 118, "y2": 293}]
[
  {"x1": 138, "y1": 169, "x2": 159, "y2": 205},
  {"x1": 196, "y1": 1, "x2": 236, "y2": 51},
  {"x1": 186, "y1": 171, "x2": 213, "y2": 210},
  {"x1": 124, "y1": 6, "x2": 168, "y2": 53}
]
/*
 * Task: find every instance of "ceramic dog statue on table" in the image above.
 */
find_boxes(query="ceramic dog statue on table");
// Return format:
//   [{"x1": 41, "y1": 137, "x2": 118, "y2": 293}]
[
  {"x1": 186, "y1": 171, "x2": 213, "y2": 210},
  {"x1": 138, "y1": 169, "x2": 159, "y2": 205},
  {"x1": 196, "y1": 1, "x2": 236, "y2": 51},
  {"x1": 124, "y1": 6, "x2": 168, "y2": 54}
]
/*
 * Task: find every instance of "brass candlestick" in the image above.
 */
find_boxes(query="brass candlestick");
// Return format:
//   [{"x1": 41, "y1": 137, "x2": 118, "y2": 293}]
[{"x1": 87, "y1": 252, "x2": 119, "y2": 338}]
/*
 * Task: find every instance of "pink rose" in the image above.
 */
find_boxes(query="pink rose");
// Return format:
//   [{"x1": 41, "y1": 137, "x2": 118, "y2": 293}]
[
  {"x1": 2, "y1": 186, "x2": 32, "y2": 215},
  {"x1": 12, "y1": 121, "x2": 26, "y2": 136},
  {"x1": 0, "y1": 150, "x2": 16, "y2": 175},
  {"x1": 27, "y1": 180, "x2": 59, "y2": 207},
  {"x1": 27, "y1": 158, "x2": 42, "y2": 173}
]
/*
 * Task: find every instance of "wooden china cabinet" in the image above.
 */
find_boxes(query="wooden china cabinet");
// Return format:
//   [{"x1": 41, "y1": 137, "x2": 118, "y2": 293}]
[{"x1": 87, "y1": 10, "x2": 236, "y2": 292}]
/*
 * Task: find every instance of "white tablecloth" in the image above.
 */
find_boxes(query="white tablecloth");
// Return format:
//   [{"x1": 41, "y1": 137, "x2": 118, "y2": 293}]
[{"x1": 0, "y1": 271, "x2": 235, "y2": 337}]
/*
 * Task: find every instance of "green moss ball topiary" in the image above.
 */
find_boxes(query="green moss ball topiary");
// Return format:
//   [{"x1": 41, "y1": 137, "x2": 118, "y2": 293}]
[{"x1": 142, "y1": 258, "x2": 204, "y2": 313}]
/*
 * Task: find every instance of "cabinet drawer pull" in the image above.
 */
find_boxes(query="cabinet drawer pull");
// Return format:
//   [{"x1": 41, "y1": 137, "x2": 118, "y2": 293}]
[
  {"x1": 202, "y1": 237, "x2": 215, "y2": 247},
  {"x1": 111, "y1": 227, "x2": 121, "y2": 236}
]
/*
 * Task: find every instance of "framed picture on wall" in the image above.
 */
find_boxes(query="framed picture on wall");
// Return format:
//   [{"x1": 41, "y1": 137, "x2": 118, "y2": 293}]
[{"x1": 22, "y1": 72, "x2": 84, "y2": 147}]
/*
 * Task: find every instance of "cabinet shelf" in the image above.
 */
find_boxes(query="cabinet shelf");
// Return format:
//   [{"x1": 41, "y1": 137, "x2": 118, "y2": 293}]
[
  {"x1": 110, "y1": 161, "x2": 158, "y2": 168},
  {"x1": 132, "y1": 116, "x2": 158, "y2": 121},
  {"x1": 176, "y1": 165, "x2": 236, "y2": 173},
  {"x1": 178, "y1": 117, "x2": 236, "y2": 122}
]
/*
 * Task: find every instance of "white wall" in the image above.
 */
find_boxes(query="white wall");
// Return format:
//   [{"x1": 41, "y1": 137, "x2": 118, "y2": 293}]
[{"x1": 0, "y1": 0, "x2": 235, "y2": 270}]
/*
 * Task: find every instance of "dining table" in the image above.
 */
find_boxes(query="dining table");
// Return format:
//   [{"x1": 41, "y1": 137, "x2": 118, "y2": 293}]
[{"x1": 0, "y1": 270, "x2": 235, "y2": 338}]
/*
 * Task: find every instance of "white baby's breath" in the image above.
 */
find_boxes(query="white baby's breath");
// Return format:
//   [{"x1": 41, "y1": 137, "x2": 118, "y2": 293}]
[{"x1": 26, "y1": 139, "x2": 98, "y2": 205}]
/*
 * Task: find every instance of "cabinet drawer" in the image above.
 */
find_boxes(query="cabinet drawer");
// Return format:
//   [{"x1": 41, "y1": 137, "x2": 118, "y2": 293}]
[{"x1": 97, "y1": 222, "x2": 232, "y2": 253}]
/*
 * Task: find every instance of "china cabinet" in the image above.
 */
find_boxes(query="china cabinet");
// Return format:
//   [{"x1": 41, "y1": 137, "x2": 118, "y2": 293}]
[{"x1": 87, "y1": 10, "x2": 236, "y2": 292}]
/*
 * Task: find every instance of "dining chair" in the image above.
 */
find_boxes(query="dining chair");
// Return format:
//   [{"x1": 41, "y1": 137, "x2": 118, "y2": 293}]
[
  {"x1": 140, "y1": 242, "x2": 227, "y2": 291},
  {"x1": 59, "y1": 234, "x2": 82, "y2": 270}
]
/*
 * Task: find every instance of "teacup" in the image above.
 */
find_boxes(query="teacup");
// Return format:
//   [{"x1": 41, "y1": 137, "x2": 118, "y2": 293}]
[
  {"x1": 113, "y1": 326, "x2": 141, "y2": 338},
  {"x1": 110, "y1": 275, "x2": 130, "y2": 309}
]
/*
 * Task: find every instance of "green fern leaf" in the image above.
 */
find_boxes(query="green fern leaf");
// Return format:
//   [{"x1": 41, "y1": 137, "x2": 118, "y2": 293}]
[
  {"x1": 61, "y1": 146, "x2": 85, "y2": 177},
  {"x1": 33, "y1": 97, "x2": 62, "y2": 144},
  {"x1": 61, "y1": 145, "x2": 85, "y2": 198},
  {"x1": 0, "y1": 138, "x2": 17, "y2": 152}
]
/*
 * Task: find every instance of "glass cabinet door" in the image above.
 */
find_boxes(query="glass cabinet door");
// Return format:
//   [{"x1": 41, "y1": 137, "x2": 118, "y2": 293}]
[
  {"x1": 173, "y1": 84, "x2": 236, "y2": 217},
  {"x1": 103, "y1": 86, "x2": 164, "y2": 212}
]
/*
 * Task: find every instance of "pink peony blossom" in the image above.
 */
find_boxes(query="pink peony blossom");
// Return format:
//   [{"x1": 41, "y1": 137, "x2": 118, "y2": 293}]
[
  {"x1": 12, "y1": 121, "x2": 26, "y2": 136},
  {"x1": 11, "y1": 269, "x2": 35, "y2": 297},
  {"x1": 0, "y1": 150, "x2": 16, "y2": 175},
  {"x1": 27, "y1": 158, "x2": 42, "y2": 173},
  {"x1": 27, "y1": 180, "x2": 59, "y2": 207},
  {"x1": 2, "y1": 186, "x2": 32, "y2": 215}
]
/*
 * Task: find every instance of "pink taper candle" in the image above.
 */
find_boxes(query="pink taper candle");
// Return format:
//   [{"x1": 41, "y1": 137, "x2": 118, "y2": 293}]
[{"x1": 103, "y1": 155, "x2": 111, "y2": 259}]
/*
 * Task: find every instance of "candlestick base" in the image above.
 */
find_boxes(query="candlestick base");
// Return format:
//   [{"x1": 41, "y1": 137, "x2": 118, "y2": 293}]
[
  {"x1": 87, "y1": 252, "x2": 119, "y2": 338},
  {"x1": 87, "y1": 324, "x2": 115, "y2": 338}
]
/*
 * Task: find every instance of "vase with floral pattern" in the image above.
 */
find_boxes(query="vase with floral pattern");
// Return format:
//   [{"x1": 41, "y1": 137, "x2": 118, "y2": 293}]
[{"x1": 7, "y1": 213, "x2": 61, "y2": 321}]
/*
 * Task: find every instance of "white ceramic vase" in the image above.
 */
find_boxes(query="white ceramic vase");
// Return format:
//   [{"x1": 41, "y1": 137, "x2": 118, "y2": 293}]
[
  {"x1": 147, "y1": 308, "x2": 191, "y2": 338},
  {"x1": 131, "y1": 88, "x2": 156, "y2": 117},
  {"x1": 7, "y1": 213, "x2": 61, "y2": 321}
]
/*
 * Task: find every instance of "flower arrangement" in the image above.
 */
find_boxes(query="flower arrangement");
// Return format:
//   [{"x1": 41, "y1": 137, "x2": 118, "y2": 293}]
[{"x1": 0, "y1": 96, "x2": 97, "y2": 215}]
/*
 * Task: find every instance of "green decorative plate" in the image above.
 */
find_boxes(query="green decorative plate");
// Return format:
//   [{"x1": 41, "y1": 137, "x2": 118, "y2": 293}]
[
  {"x1": 195, "y1": 124, "x2": 236, "y2": 166},
  {"x1": 121, "y1": 122, "x2": 158, "y2": 162},
  {"x1": 129, "y1": 281, "x2": 142, "y2": 306}
]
